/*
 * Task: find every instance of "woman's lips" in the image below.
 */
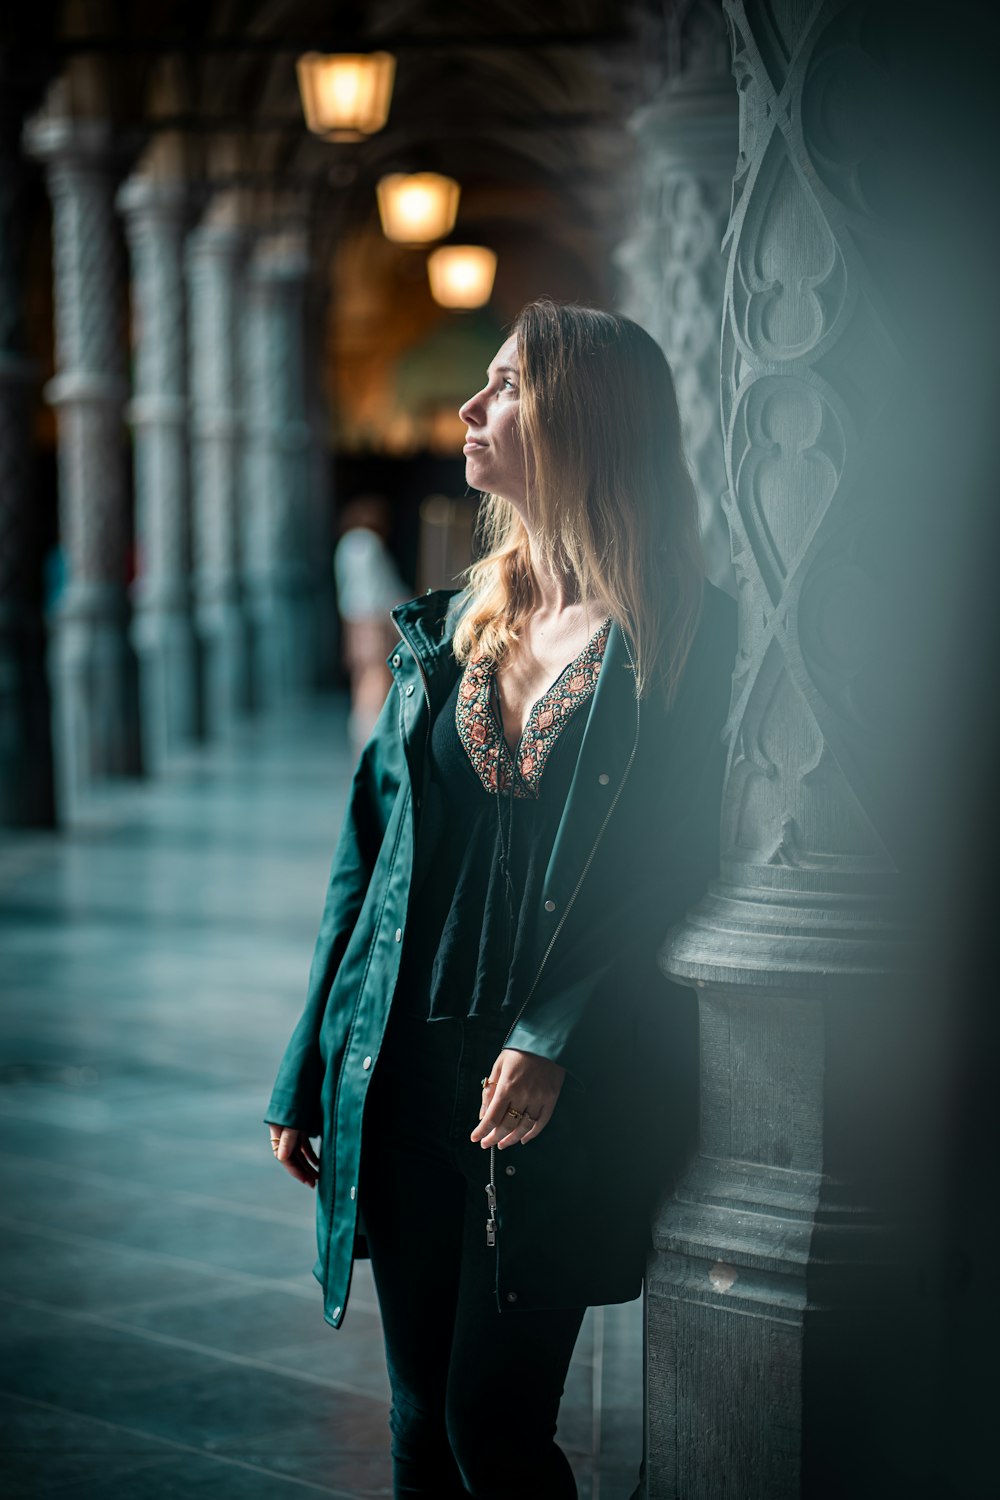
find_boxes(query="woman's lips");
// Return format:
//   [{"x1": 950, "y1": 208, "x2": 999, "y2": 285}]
[{"x1": 463, "y1": 440, "x2": 488, "y2": 454}]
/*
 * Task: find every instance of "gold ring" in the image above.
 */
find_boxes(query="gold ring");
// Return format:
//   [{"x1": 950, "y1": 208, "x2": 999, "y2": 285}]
[
  {"x1": 480, "y1": 1077, "x2": 492, "y2": 1089},
  {"x1": 505, "y1": 1107, "x2": 522, "y2": 1121}
]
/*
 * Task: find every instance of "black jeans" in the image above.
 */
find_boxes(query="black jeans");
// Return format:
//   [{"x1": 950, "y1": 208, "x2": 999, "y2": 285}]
[{"x1": 359, "y1": 1005, "x2": 585, "y2": 1499}]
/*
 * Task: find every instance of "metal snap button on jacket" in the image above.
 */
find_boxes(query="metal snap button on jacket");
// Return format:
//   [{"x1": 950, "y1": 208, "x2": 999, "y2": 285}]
[
  {"x1": 391, "y1": 653, "x2": 401, "y2": 667},
  {"x1": 505, "y1": 1291, "x2": 518, "y2": 1303},
  {"x1": 598, "y1": 772, "x2": 610, "y2": 785},
  {"x1": 405, "y1": 684, "x2": 414, "y2": 696},
  {"x1": 544, "y1": 899, "x2": 556, "y2": 912},
  {"x1": 362, "y1": 1056, "x2": 372, "y2": 1070}
]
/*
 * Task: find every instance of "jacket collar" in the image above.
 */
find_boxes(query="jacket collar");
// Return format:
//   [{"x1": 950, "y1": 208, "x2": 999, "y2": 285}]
[
  {"x1": 391, "y1": 588, "x2": 466, "y2": 710},
  {"x1": 391, "y1": 588, "x2": 463, "y2": 660}
]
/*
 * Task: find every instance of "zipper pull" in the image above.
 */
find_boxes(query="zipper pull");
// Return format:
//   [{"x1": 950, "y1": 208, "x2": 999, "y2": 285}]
[{"x1": 485, "y1": 1181, "x2": 497, "y2": 1248}]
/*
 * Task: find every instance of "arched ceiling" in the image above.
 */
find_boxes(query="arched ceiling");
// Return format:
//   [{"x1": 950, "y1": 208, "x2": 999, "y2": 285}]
[
  {"x1": 35, "y1": 0, "x2": 642, "y2": 208},
  {"x1": 18, "y1": 0, "x2": 663, "y2": 452}
]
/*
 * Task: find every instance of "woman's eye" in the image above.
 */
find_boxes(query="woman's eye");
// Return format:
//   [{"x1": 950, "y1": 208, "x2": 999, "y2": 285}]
[{"x1": 502, "y1": 378, "x2": 517, "y2": 392}]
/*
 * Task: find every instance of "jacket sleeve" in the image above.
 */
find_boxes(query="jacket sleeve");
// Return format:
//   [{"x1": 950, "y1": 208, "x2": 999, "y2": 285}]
[
  {"x1": 502, "y1": 590, "x2": 736, "y2": 1090},
  {"x1": 264, "y1": 685, "x2": 404, "y2": 1132}
]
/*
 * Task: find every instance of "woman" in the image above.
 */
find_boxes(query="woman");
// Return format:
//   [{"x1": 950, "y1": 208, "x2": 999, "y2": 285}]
[{"x1": 264, "y1": 300, "x2": 735, "y2": 1498}]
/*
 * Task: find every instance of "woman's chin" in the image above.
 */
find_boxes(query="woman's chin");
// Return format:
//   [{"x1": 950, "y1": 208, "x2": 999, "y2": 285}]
[
  {"x1": 464, "y1": 457, "x2": 491, "y2": 492},
  {"x1": 462, "y1": 466, "x2": 528, "y2": 517}
]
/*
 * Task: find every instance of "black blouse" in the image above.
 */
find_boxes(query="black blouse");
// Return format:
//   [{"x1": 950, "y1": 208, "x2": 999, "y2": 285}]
[{"x1": 394, "y1": 619, "x2": 611, "y2": 1022}]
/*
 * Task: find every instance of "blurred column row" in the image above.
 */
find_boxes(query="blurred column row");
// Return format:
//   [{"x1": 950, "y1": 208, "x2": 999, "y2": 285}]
[{"x1": 7, "y1": 108, "x2": 333, "y2": 826}]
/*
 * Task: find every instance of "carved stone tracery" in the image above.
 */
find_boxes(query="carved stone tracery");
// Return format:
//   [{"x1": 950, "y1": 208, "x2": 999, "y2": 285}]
[{"x1": 712, "y1": 0, "x2": 907, "y2": 891}]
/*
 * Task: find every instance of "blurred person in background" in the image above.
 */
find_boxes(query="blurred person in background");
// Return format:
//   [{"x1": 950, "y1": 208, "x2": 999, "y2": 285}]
[
  {"x1": 266, "y1": 301, "x2": 735, "y2": 1499},
  {"x1": 334, "y1": 493, "x2": 410, "y2": 756}
]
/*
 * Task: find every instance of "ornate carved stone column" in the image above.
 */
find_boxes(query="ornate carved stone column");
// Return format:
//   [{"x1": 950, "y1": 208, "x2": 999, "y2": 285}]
[
  {"x1": 617, "y1": 0, "x2": 736, "y2": 591},
  {"x1": 185, "y1": 194, "x2": 250, "y2": 737},
  {"x1": 650, "y1": 3, "x2": 934, "y2": 1495},
  {"x1": 118, "y1": 161, "x2": 198, "y2": 767},
  {"x1": 241, "y1": 226, "x2": 314, "y2": 712},
  {"x1": 0, "y1": 128, "x2": 51, "y2": 825},
  {"x1": 25, "y1": 111, "x2": 139, "y2": 820}
]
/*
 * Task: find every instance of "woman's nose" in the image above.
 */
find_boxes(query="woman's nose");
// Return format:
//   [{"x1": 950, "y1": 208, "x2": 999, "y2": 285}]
[{"x1": 459, "y1": 386, "x2": 486, "y2": 425}]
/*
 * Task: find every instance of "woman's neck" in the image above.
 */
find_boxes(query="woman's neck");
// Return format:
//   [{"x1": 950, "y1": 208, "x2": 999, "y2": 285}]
[{"x1": 525, "y1": 535, "x2": 586, "y2": 617}]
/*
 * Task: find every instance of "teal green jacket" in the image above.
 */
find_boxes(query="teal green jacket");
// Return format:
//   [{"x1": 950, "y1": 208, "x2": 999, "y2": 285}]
[{"x1": 266, "y1": 583, "x2": 736, "y2": 1327}]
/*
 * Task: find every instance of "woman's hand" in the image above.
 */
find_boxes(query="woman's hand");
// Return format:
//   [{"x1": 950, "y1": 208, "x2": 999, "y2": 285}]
[
  {"x1": 471, "y1": 1048, "x2": 566, "y2": 1149},
  {"x1": 268, "y1": 1126, "x2": 320, "y2": 1188}
]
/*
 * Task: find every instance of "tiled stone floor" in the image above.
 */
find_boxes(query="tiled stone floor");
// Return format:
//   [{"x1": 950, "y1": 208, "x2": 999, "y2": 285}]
[{"x1": 0, "y1": 698, "x2": 643, "y2": 1498}]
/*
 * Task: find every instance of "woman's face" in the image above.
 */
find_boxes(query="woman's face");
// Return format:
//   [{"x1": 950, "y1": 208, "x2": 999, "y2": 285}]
[{"x1": 458, "y1": 335, "x2": 531, "y2": 514}]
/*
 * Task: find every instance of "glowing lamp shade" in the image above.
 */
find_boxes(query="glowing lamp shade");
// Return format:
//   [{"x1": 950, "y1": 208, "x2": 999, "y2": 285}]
[
  {"x1": 376, "y1": 173, "x2": 461, "y2": 246},
  {"x1": 427, "y1": 246, "x2": 498, "y2": 310},
  {"x1": 296, "y1": 52, "x2": 395, "y2": 141}
]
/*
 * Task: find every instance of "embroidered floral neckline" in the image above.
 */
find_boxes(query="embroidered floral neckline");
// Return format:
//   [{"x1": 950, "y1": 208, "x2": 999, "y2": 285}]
[{"x1": 455, "y1": 618, "x2": 611, "y2": 799}]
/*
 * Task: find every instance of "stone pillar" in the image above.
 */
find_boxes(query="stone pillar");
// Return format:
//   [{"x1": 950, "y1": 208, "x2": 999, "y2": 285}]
[
  {"x1": 118, "y1": 168, "x2": 198, "y2": 768},
  {"x1": 185, "y1": 197, "x2": 250, "y2": 737},
  {"x1": 25, "y1": 113, "x2": 139, "y2": 820},
  {"x1": 0, "y1": 130, "x2": 52, "y2": 826},
  {"x1": 617, "y1": 0, "x2": 736, "y2": 592},
  {"x1": 305, "y1": 258, "x2": 338, "y2": 692},
  {"x1": 241, "y1": 227, "x2": 314, "y2": 712},
  {"x1": 651, "y1": 3, "x2": 934, "y2": 1495}
]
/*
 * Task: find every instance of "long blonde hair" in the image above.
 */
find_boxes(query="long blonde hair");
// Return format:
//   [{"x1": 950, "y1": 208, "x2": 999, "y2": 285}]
[{"x1": 452, "y1": 299, "x2": 704, "y2": 705}]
